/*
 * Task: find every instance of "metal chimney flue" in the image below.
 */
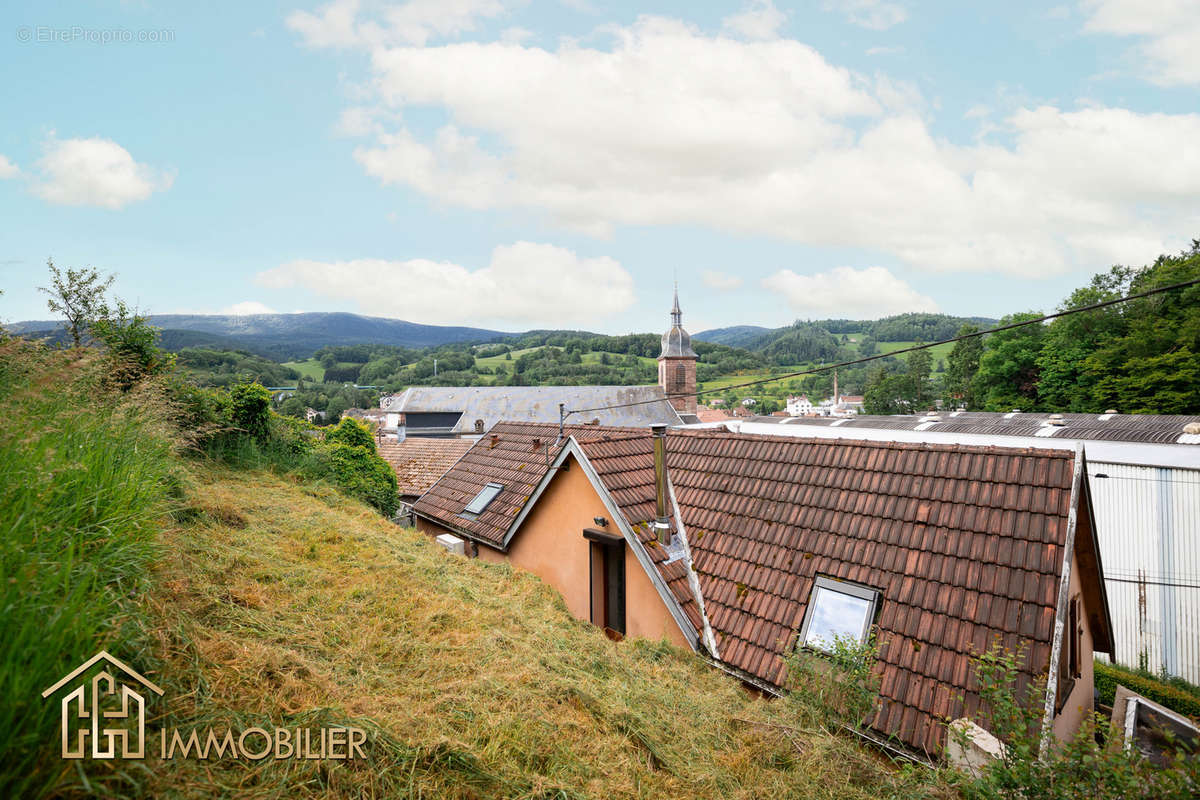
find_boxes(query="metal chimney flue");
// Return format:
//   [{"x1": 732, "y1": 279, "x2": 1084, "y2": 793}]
[{"x1": 650, "y1": 424, "x2": 671, "y2": 546}]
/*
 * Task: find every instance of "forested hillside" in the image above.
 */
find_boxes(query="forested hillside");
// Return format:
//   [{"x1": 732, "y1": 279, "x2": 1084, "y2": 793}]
[{"x1": 865, "y1": 241, "x2": 1200, "y2": 414}]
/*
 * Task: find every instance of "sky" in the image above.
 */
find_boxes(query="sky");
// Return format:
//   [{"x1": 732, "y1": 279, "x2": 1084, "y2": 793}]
[{"x1": 1, "y1": 0, "x2": 1198, "y2": 335}]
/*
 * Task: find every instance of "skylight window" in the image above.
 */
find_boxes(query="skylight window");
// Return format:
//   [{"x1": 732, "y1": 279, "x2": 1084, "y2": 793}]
[
  {"x1": 463, "y1": 483, "x2": 503, "y2": 515},
  {"x1": 799, "y1": 576, "x2": 879, "y2": 651}
]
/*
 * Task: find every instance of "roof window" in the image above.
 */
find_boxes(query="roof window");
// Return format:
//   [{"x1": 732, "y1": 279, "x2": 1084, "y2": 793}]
[
  {"x1": 463, "y1": 482, "x2": 503, "y2": 516},
  {"x1": 799, "y1": 576, "x2": 880, "y2": 651}
]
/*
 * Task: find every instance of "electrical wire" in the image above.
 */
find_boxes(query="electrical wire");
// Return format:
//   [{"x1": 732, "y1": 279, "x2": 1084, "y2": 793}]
[
  {"x1": 562, "y1": 276, "x2": 1200, "y2": 420},
  {"x1": 1103, "y1": 576, "x2": 1200, "y2": 591}
]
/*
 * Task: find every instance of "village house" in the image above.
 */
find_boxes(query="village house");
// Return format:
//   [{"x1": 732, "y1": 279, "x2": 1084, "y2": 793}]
[
  {"x1": 786, "y1": 394, "x2": 814, "y2": 416},
  {"x1": 377, "y1": 436, "x2": 474, "y2": 511},
  {"x1": 695, "y1": 406, "x2": 733, "y2": 423},
  {"x1": 379, "y1": 290, "x2": 702, "y2": 436},
  {"x1": 413, "y1": 422, "x2": 1114, "y2": 758},
  {"x1": 714, "y1": 410, "x2": 1200, "y2": 684}
]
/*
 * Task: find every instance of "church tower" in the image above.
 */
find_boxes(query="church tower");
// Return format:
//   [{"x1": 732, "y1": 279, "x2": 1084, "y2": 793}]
[{"x1": 658, "y1": 286, "x2": 698, "y2": 415}]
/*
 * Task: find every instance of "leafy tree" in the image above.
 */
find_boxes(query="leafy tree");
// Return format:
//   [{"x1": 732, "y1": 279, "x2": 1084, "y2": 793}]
[
  {"x1": 973, "y1": 313, "x2": 1045, "y2": 411},
  {"x1": 862, "y1": 367, "x2": 911, "y2": 414},
  {"x1": 1083, "y1": 243, "x2": 1200, "y2": 414},
  {"x1": 38, "y1": 258, "x2": 115, "y2": 349},
  {"x1": 944, "y1": 325, "x2": 984, "y2": 409},
  {"x1": 325, "y1": 396, "x2": 348, "y2": 423},
  {"x1": 90, "y1": 299, "x2": 175, "y2": 389},
  {"x1": 1036, "y1": 268, "x2": 1131, "y2": 412},
  {"x1": 905, "y1": 344, "x2": 934, "y2": 409}
]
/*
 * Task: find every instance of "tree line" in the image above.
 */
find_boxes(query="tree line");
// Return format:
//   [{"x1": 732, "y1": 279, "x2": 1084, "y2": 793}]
[{"x1": 864, "y1": 241, "x2": 1200, "y2": 415}]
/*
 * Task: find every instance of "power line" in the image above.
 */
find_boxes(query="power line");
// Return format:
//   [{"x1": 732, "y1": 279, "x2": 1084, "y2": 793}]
[
  {"x1": 1104, "y1": 576, "x2": 1200, "y2": 591},
  {"x1": 563, "y1": 277, "x2": 1200, "y2": 420}
]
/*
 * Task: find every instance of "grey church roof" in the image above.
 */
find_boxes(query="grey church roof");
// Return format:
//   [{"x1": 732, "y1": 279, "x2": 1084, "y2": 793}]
[
  {"x1": 382, "y1": 385, "x2": 683, "y2": 433},
  {"x1": 660, "y1": 287, "x2": 697, "y2": 358}
]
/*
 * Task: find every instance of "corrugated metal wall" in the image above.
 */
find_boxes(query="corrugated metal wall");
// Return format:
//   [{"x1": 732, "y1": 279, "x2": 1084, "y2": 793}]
[{"x1": 1088, "y1": 462, "x2": 1200, "y2": 683}]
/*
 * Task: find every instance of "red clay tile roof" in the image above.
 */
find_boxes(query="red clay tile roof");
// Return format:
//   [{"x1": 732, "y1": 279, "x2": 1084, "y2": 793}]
[
  {"x1": 695, "y1": 407, "x2": 733, "y2": 423},
  {"x1": 411, "y1": 422, "x2": 643, "y2": 547},
  {"x1": 575, "y1": 427, "x2": 1085, "y2": 756},
  {"x1": 377, "y1": 437, "x2": 474, "y2": 498}
]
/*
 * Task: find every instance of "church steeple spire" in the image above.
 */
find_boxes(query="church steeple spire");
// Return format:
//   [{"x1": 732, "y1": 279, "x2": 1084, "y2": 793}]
[{"x1": 658, "y1": 284, "x2": 697, "y2": 416}]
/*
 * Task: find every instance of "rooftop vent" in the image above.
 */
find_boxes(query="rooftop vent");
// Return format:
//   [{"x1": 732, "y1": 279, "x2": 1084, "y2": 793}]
[
  {"x1": 1046, "y1": 414, "x2": 1066, "y2": 426},
  {"x1": 650, "y1": 424, "x2": 671, "y2": 547},
  {"x1": 1105, "y1": 409, "x2": 1118, "y2": 415},
  {"x1": 474, "y1": 418, "x2": 485, "y2": 433}
]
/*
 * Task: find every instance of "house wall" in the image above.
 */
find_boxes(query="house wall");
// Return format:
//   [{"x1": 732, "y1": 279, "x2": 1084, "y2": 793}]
[
  {"x1": 415, "y1": 461, "x2": 689, "y2": 648},
  {"x1": 502, "y1": 455, "x2": 689, "y2": 647},
  {"x1": 1052, "y1": 548, "x2": 1097, "y2": 742}
]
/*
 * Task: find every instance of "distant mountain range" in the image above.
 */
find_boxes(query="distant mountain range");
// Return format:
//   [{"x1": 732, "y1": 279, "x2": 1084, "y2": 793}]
[
  {"x1": 9, "y1": 312, "x2": 515, "y2": 361},
  {"x1": 10, "y1": 310, "x2": 1000, "y2": 362}
]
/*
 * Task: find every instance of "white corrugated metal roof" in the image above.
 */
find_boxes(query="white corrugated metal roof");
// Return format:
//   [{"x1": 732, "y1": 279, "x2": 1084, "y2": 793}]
[{"x1": 696, "y1": 420, "x2": 1200, "y2": 469}]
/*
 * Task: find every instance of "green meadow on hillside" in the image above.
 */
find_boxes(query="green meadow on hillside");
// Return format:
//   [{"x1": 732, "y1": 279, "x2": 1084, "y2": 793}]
[{"x1": 282, "y1": 358, "x2": 325, "y2": 381}]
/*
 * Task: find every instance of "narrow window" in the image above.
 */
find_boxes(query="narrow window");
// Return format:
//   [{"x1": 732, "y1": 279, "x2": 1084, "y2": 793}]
[
  {"x1": 799, "y1": 576, "x2": 879, "y2": 651},
  {"x1": 674, "y1": 363, "x2": 686, "y2": 390},
  {"x1": 588, "y1": 540, "x2": 625, "y2": 638},
  {"x1": 1068, "y1": 596, "x2": 1081, "y2": 679},
  {"x1": 463, "y1": 482, "x2": 503, "y2": 516}
]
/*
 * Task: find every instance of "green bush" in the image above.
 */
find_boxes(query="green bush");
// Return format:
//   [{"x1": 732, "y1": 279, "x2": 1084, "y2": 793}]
[
  {"x1": 782, "y1": 632, "x2": 880, "y2": 730},
  {"x1": 325, "y1": 416, "x2": 376, "y2": 450},
  {"x1": 962, "y1": 645, "x2": 1199, "y2": 800},
  {"x1": 311, "y1": 441, "x2": 399, "y2": 517},
  {"x1": 1094, "y1": 661, "x2": 1200, "y2": 720},
  {"x1": 228, "y1": 381, "x2": 272, "y2": 441}
]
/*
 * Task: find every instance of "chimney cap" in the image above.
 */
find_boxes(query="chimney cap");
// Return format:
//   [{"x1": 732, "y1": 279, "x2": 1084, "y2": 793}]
[{"x1": 650, "y1": 423, "x2": 668, "y2": 436}]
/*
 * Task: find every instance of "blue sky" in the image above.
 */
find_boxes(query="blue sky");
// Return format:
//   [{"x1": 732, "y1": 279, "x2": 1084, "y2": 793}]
[{"x1": 1, "y1": 1, "x2": 1197, "y2": 335}]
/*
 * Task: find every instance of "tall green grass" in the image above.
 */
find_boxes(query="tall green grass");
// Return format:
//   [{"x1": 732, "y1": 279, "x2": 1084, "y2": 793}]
[{"x1": 0, "y1": 341, "x2": 178, "y2": 797}]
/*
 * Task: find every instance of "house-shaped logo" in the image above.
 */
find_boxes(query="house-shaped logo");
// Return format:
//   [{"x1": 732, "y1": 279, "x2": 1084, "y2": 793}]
[{"x1": 41, "y1": 650, "x2": 164, "y2": 759}]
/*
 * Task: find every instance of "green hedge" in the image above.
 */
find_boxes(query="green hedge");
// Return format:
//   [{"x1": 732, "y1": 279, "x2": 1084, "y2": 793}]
[{"x1": 1094, "y1": 661, "x2": 1200, "y2": 720}]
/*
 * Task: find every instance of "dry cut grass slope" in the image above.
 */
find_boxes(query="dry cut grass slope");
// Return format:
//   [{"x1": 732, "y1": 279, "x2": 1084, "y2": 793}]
[{"x1": 139, "y1": 468, "x2": 957, "y2": 799}]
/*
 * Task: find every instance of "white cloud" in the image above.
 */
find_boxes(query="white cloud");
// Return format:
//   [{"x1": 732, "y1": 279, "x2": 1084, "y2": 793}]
[
  {"x1": 294, "y1": 8, "x2": 1200, "y2": 277},
  {"x1": 1082, "y1": 0, "x2": 1200, "y2": 86},
  {"x1": 762, "y1": 266, "x2": 937, "y2": 318},
  {"x1": 702, "y1": 270, "x2": 744, "y2": 291},
  {"x1": 32, "y1": 136, "x2": 172, "y2": 209},
  {"x1": 223, "y1": 301, "x2": 277, "y2": 315},
  {"x1": 0, "y1": 155, "x2": 18, "y2": 179},
  {"x1": 828, "y1": 1, "x2": 908, "y2": 31},
  {"x1": 287, "y1": 0, "x2": 510, "y2": 48},
  {"x1": 255, "y1": 241, "x2": 634, "y2": 325},
  {"x1": 722, "y1": 0, "x2": 787, "y2": 41}
]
